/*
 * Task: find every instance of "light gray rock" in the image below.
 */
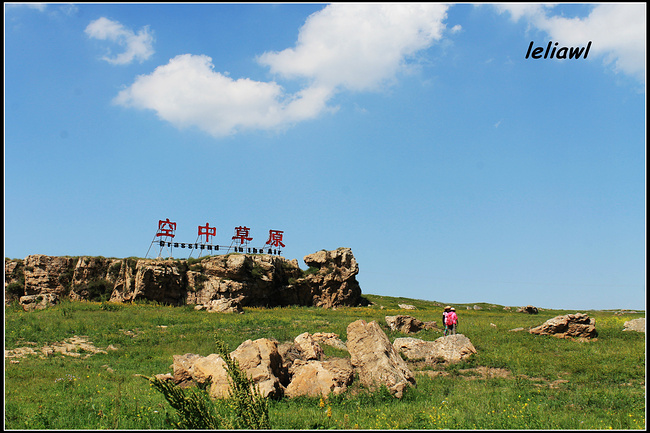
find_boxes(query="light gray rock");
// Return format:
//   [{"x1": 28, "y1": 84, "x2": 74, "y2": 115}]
[
  {"x1": 293, "y1": 332, "x2": 325, "y2": 360},
  {"x1": 346, "y1": 319, "x2": 415, "y2": 398},
  {"x1": 529, "y1": 313, "x2": 597, "y2": 339},
  {"x1": 230, "y1": 338, "x2": 285, "y2": 398},
  {"x1": 393, "y1": 334, "x2": 477, "y2": 364},
  {"x1": 623, "y1": 318, "x2": 645, "y2": 333},
  {"x1": 285, "y1": 358, "x2": 354, "y2": 398},
  {"x1": 385, "y1": 315, "x2": 424, "y2": 333}
]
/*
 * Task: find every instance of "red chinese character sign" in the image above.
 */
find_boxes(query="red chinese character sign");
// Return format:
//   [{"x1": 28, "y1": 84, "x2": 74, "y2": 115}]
[
  {"x1": 232, "y1": 226, "x2": 253, "y2": 245},
  {"x1": 146, "y1": 217, "x2": 177, "y2": 259},
  {"x1": 156, "y1": 218, "x2": 176, "y2": 238},
  {"x1": 266, "y1": 230, "x2": 285, "y2": 248},
  {"x1": 198, "y1": 223, "x2": 216, "y2": 243},
  {"x1": 146, "y1": 219, "x2": 286, "y2": 259}
]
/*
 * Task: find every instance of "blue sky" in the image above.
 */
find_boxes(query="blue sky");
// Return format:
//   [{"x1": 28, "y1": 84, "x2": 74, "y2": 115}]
[{"x1": 4, "y1": 3, "x2": 646, "y2": 310}]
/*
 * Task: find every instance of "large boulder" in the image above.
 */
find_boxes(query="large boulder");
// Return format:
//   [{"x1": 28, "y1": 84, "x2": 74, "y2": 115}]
[
  {"x1": 385, "y1": 315, "x2": 425, "y2": 333},
  {"x1": 172, "y1": 353, "x2": 204, "y2": 387},
  {"x1": 193, "y1": 354, "x2": 231, "y2": 399},
  {"x1": 529, "y1": 313, "x2": 597, "y2": 339},
  {"x1": 230, "y1": 338, "x2": 285, "y2": 398},
  {"x1": 623, "y1": 318, "x2": 645, "y2": 333},
  {"x1": 392, "y1": 337, "x2": 434, "y2": 361},
  {"x1": 171, "y1": 353, "x2": 231, "y2": 398},
  {"x1": 346, "y1": 319, "x2": 415, "y2": 398},
  {"x1": 393, "y1": 334, "x2": 477, "y2": 364},
  {"x1": 197, "y1": 297, "x2": 244, "y2": 314},
  {"x1": 517, "y1": 305, "x2": 539, "y2": 314},
  {"x1": 285, "y1": 358, "x2": 354, "y2": 398},
  {"x1": 19, "y1": 293, "x2": 59, "y2": 311},
  {"x1": 170, "y1": 339, "x2": 285, "y2": 399},
  {"x1": 312, "y1": 332, "x2": 348, "y2": 351},
  {"x1": 293, "y1": 332, "x2": 325, "y2": 361}
]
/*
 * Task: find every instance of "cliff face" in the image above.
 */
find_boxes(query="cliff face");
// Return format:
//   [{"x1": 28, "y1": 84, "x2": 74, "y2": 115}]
[{"x1": 5, "y1": 248, "x2": 363, "y2": 311}]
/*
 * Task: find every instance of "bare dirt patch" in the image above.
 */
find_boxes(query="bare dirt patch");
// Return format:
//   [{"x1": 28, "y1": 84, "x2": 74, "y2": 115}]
[
  {"x1": 5, "y1": 336, "x2": 117, "y2": 360},
  {"x1": 415, "y1": 366, "x2": 572, "y2": 389},
  {"x1": 415, "y1": 366, "x2": 511, "y2": 380}
]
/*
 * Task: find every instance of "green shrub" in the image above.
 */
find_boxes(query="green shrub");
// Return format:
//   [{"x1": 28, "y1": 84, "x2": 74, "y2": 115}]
[
  {"x1": 251, "y1": 264, "x2": 264, "y2": 279},
  {"x1": 144, "y1": 338, "x2": 270, "y2": 429},
  {"x1": 145, "y1": 376, "x2": 221, "y2": 429},
  {"x1": 108, "y1": 262, "x2": 122, "y2": 280},
  {"x1": 302, "y1": 267, "x2": 319, "y2": 276},
  {"x1": 82, "y1": 279, "x2": 114, "y2": 302},
  {"x1": 6, "y1": 281, "x2": 25, "y2": 297}
]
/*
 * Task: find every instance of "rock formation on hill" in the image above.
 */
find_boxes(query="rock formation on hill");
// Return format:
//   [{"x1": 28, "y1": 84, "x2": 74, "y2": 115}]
[{"x1": 4, "y1": 248, "x2": 364, "y2": 311}]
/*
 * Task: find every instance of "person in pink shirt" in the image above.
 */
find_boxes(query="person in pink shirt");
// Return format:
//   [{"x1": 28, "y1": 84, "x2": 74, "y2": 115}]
[
  {"x1": 442, "y1": 306, "x2": 451, "y2": 336},
  {"x1": 446, "y1": 307, "x2": 458, "y2": 335}
]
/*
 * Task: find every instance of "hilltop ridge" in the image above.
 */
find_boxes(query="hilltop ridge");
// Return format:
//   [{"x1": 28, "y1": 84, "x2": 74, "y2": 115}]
[{"x1": 5, "y1": 247, "x2": 365, "y2": 311}]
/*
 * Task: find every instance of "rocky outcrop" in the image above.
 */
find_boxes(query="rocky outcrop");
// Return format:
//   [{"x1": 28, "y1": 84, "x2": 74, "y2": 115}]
[
  {"x1": 393, "y1": 334, "x2": 477, "y2": 364},
  {"x1": 112, "y1": 259, "x2": 187, "y2": 305},
  {"x1": 4, "y1": 259, "x2": 25, "y2": 305},
  {"x1": 346, "y1": 319, "x2": 415, "y2": 398},
  {"x1": 6, "y1": 248, "x2": 364, "y2": 310},
  {"x1": 529, "y1": 313, "x2": 597, "y2": 339},
  {"x1": 184, "y1": 254, "x2": 302, "y2": 308},
  {"x1": 5, "y1": 336, "x2": 115, "y2": 359},
  {"x1": 69, "y1": 256, "x2": 122, "y2": 301},
  {"x1": 288, "y1": 248, "x2": 363, "y2": 309},
  {"x1": 23, "y1": 255, "x2": 76, "y2": 298},
  {"x1": 517, "y1": 305, "x2": 539, "y2": 314}
]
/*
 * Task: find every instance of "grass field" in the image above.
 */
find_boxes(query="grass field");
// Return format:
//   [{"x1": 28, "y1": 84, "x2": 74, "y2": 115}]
[{"x1": 4, "y1": 295, "x2": 646, "y2": 430}]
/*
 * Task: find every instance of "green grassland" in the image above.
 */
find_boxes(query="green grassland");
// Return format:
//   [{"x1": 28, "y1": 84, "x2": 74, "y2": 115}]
[{"x1": 4, "y1": 295, "x2": 646, "y2": 430}]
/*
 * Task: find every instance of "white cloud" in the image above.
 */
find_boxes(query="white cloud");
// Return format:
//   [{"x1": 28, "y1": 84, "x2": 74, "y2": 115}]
[
  {"x1": 114, "y1": 4, "x2": 450, "y2": 137},
  {"x1": 27, "y1": 3, "x2": 47, "y2": 12},
  {"x1": 496, "y1": 3, "x2": 646, "y2": 83},
  {"x1": 85, "y1": 17, "x2": 154, "y2": 65},
  {"x1": 258, "y1": 4, "x2": 449, "y2": 92},
  {"x1": 114, "y1": 54, "x2": 333, "y2": 136}
]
